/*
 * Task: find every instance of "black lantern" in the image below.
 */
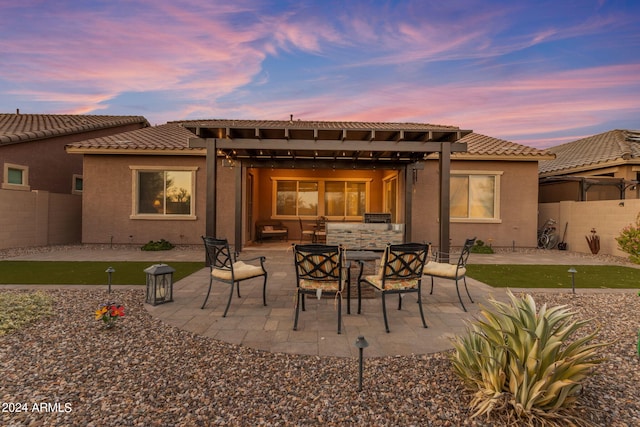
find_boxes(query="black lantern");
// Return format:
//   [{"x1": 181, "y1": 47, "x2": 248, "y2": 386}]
[{"x1": 144, "y1": 263, "x2": 175, "y2": 305}]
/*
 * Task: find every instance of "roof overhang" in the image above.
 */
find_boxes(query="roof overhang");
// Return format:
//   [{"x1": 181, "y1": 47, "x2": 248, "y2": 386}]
[{"x1": 184, "y1": 121, "x2": 471, "y2": 164}]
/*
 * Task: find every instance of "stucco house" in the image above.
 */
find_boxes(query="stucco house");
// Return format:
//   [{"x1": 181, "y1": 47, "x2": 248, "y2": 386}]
[
  {"x1": 539, "y1": 129, "x2": 640, "y2": 202},
  {"x1": 66, "y1": 119, "x2": 552, "y2": 253},
  {"x1": 0, "y1": 112, "x2": 149, "y2": 249}
]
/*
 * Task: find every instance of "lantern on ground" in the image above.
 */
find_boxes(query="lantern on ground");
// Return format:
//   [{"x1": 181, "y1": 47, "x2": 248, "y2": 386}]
[{"x1": 144, "y1": 263, "x2": 175, "y2": 305}]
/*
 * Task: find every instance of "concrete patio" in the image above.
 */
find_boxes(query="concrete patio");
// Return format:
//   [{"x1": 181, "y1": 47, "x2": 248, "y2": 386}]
[{"x1": 4, "y1": 242, "x2": 630, "y2": 358}]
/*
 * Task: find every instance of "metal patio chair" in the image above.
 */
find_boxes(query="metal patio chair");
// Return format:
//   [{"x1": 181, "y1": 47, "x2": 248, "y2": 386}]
[
  {"x1": 357, "y1": 242, "x2": 429, "y2": 333},
  {"x1": 298, "y1": 217, "x2": 316, "y2": 243},
  {"x1": 201, "y1": 236, "x2": 268, "y2": 317},
  {"x1": 292, "y1": 243, "x2": 348, "y2": 334},
  {"x1": 423, "y1": 237, "x2": 476, "y2": 312}
]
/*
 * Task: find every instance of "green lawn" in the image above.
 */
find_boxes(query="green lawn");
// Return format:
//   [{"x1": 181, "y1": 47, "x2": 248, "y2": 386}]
[
  {"x1": 0, "y1": 261, "x2": 204, "y2": 285},
  {"x1": 466, "y1": 264, "x2": 640, "y2": 289}
]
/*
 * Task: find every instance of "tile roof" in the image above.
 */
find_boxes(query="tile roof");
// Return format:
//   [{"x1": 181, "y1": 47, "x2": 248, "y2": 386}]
[
  {"x1": 0, "y1": 113, "x2": 149, "y2": 145},
  {"x1": 539, "y1": 129, "x2": 640, "y2": 175},
  {"x1": 171, "y1": 118, "x2": 463, "y2": 132},
  {"x1": 67, "y1": 119, "x2": 550, "y2": 162},
  {"x1": 65, "y1": 123, "x2": 199, "y2": 152},
  {"x1": 455, "y1": 132, "x2": 553, "y2": 158}
]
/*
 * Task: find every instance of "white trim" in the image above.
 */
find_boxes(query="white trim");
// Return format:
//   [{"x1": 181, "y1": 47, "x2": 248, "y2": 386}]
[
  {"x1": 2, "y1": 163, "x2": 30, "y2": 191},
  {"x1": 271, "y1": 177, "x2": 371, "y2": 219},
  {"x1": 450, "y1": 170, "x2": 502, "y2": 221},
  {"x1": 129, "y1": 166, "x2": 198, "y2": 219}
]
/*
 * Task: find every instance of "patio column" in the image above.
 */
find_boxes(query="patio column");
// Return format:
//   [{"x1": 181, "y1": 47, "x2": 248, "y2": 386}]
[
  {"x1": 206, "y1": 138, "x2": 216, "y2": 238},
  {"x1": 439, "y1": 142, "x2": 451, "y2": 262}
]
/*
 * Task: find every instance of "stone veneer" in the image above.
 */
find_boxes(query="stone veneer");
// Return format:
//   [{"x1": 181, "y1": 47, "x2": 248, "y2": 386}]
[{"x1": 326, "y1": 222, "x2": 404, "y2": 250}]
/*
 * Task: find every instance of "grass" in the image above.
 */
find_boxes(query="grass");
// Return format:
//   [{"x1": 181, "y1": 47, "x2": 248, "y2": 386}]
[
  {"x1": 466, "y1": 264, "x2": 640, "y2": 289},
  {"x1": 0, "y1": 261, "x2": 204, "y2": 285}
]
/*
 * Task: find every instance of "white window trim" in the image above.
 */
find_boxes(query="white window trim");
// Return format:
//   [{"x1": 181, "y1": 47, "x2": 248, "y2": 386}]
[
  {"x1": 450, "y1": 170, "x2": 502, "y2": 224},
  {"x1": 271, "y1": 177, "x2": 372, "y2": 220},
  {"x1": 129, "y1": 165, "x2": 198, "y2": 220},
  {"x1": 2, "y1": 163, "x2": 30, "y2": 191},
  {"x1": 72, "y1": 174, "x2": 83, "y2": 195}
]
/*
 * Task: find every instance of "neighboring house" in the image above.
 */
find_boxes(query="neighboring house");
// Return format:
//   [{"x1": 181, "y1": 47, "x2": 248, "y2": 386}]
[
  {"x1": 539, "y1": 129, "x2": 640, "y2": 202},
  {"x1": 0, "y1": 112, "x2": 149, "y2": 249},
  {"x1": 67, "y1": 119, "x2": 552, "y2": 252}
]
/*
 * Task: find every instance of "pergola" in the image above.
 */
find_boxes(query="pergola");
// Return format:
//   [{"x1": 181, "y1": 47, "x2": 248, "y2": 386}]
[{"x1": 182, "y1": 119, "x2": 472, "y2": 257}]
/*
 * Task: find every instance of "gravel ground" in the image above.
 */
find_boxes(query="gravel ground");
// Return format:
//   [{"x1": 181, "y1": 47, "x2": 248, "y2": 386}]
[{"x1": 1, "y1": 288, "x2": 638, "y2": 426}]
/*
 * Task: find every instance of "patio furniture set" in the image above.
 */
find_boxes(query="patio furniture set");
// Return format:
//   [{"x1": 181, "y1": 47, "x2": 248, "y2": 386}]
[{"x1": 200, "y1": 236, "x2": 476, "y2": 333}]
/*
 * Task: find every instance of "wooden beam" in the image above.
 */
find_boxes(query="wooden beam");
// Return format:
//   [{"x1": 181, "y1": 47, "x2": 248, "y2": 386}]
[
  {"x1": 234, "y1": 164, "x2": 242, "y2": 250},
  {"x1": 439, "y1": 142, "x2": 451, "y2": 263},
  {"x1": 215, "y1": 138, "x2": 466, "y2": 153},
  {"x1": 404, "y1": 163, "x2": 413, "y2": 241},
  {"x1": 206, "y1": 139, "x2": 216, "y2": 239}
]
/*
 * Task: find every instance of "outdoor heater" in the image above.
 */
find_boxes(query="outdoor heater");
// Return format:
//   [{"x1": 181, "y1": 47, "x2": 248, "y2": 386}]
[{"x1": 144, "y1": 263, "x2": 175, "y2": 305}]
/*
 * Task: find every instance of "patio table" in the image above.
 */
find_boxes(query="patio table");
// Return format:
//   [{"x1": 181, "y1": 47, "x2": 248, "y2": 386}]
[{"x1": 344, "y1": 250, "x2": 381, "y2": 314}]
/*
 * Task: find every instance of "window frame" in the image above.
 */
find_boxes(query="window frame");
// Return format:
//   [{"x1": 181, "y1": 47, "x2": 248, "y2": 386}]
[
  {"x1": 2, "y1": 163, "x2": 30, "y2": 191},
  {"x1": 271, "y1": 177, "x2": 371, "y2": 220},
  {"x1": 129, "y1": 166, "x2": 198, "y2": 220},
  {"x1": 72, "y1": 174, "x2": 83, "y2": 195},
  {"x1": 450, "y1": 170, "x2": 502, "y2": 223}
]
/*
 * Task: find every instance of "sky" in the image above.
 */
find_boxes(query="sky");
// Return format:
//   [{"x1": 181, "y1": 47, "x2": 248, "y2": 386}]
[{"x1": 1, "y1": 0, "x2": 639, "y2": 149}]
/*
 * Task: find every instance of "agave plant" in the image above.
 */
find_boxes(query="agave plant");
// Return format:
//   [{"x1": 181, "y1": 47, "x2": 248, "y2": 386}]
[{"x1": 450, "y1": 291, "x2": 608, "y2": 425}]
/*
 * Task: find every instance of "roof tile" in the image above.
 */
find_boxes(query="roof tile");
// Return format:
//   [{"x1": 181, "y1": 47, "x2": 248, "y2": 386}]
[
  {"x1": 0, "y1": 113, "x2": 149, "y2": 145},
  {"x1": 66, "y1": 123, "x2": 198, "y2": 151},
  {"x1": 458, "y1": 132, "x2": 552, "y2": 157},
  {"x1": 539, "y1": 129, "x2": 640, "y2": 174}
]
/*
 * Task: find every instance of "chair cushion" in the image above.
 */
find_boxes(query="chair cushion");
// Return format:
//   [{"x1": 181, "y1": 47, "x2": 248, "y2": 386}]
[
  {"x1": 299, "y1": 279, "x2": 342, "y2": 291},
  {"x1": 363, "y1": 275, "x2": 418, "y2": 290},
  {"x1": 212, "y1": 261, "x2": 264, "y2": 281},
  {"x1": 423, "y1": 261, "x2": 465, "y2": 279}
]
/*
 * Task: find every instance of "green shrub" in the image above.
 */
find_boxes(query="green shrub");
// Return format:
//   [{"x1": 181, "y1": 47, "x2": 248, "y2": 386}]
[
  {"x1": 141, "y1": 239, "x2": 175, "y2": 251},
  {"x1": 471, "y1": 239, "x2": 494, "y2": 254},
  {"x1": 450, "y1": 291, "x2": 607, "y2": 425},
  {"x1": 616, "y1": 213, "x2": 640, "y2": 264}
]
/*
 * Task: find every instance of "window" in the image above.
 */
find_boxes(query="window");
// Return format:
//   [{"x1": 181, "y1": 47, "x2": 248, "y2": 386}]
[
  {"x1": 72, "y1": 174, "x2": 83, "y2": 194},
  {"x1": 2, "y1": 163, "x2": 30, "y2": 190},
  {"x1": 325, "y1": 181, "x2": 366, "y2": 217},
  {"x1": 273, "y1": 178, "x2": 369, "y2": 219},
  {"x1": 130, "y1": 167, "x2": 197, "y2": 219},
  {"x1": 450, "y1": 171, "x2": 501, "y2": 221}
]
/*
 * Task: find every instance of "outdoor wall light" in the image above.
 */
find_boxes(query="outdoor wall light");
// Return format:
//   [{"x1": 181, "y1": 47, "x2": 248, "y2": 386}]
[
  {"x1": 568, "y1": 267, "x2": 577, "y2": 294},
  {"x1": 355, "y1": 335, "x2": 369, "y2": 392}
]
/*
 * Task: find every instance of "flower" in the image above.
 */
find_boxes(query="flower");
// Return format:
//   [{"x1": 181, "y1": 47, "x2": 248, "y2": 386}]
[{"x1": 96, "y1": 302, "x2": 125, "y2": 328}]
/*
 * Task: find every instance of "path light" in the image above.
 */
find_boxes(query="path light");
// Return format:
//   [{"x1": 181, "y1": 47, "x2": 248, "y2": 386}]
[
  {"x1": 355, "y1": 335, "x2": 369, "y2": 392},
  {"x1": 144, "y1": 264, "x2": 175, "y2": 306},
  {"x1": 568, "y1": 267, "x2": 577, "y2": 294},
  {"x1": 105, "y1": 267, "x2": 115, "y2": 293}
]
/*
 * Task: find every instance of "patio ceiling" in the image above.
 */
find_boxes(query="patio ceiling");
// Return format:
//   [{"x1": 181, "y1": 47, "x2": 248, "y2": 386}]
[{"x1": 182, "y1": 119, "x2": 471, "y2": 163}]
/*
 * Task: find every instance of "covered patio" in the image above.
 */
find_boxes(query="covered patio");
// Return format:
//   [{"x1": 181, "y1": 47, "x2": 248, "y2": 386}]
[{"x1": 183, "y1": 119, "x2": 472, "y2": 257}]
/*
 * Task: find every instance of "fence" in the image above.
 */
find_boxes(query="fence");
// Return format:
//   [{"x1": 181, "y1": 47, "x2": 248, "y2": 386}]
[
  {"x1": 538, "y1": 199, "x2": 640, "y2": 259},
  {"x1": 0, "y1": 189, "x2": 81, "y2": 250}
]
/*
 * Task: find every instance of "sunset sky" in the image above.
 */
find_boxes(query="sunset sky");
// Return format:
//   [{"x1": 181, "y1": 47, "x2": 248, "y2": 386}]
[{"x1": 1, "y1": 0, "x2": 638, "y2": 148}]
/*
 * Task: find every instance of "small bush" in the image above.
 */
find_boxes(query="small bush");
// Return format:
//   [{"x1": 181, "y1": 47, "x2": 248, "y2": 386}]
[
  {"x1": 450, "y1": 291, "x2": 607, "y2": 425},
  {"x1": 471, "y1": 239, "x2": 494, "y2": 254},
  {"x1": 141, "y1": 239, "x2": 175, "y2": 251},
  {"x1": 616, "y1": 213, "x2": 640, "y2": 263}
]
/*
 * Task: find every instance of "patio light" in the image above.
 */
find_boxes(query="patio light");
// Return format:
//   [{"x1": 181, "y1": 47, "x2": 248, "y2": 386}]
[
  {"x1": 568, "y1": 267, "x2": 577, "y2": 294},
  {"x1": 355, "y1": 335, "x2": 369, "y2": 392},
  {"x1": 105, "y1": 266, "x2": 115, "y2": 293},
  {"x1": 144, "y1": 263, "x2": 175, "y2": 306}
]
